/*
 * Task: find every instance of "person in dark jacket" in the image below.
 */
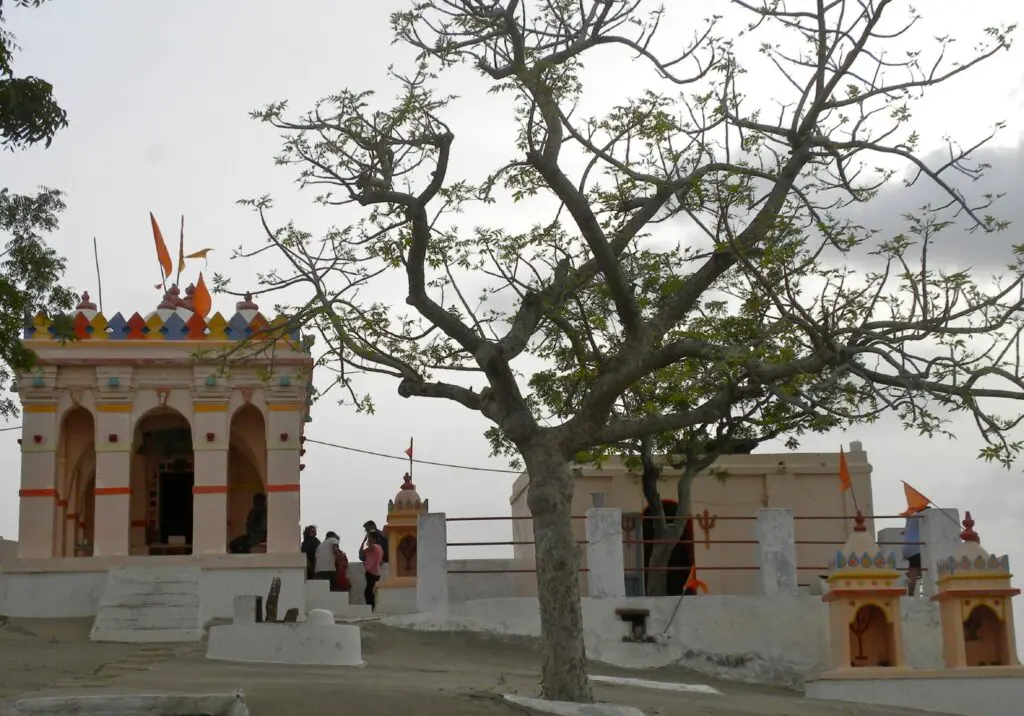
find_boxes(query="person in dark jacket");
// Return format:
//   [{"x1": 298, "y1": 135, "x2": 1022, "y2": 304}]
[
  {"x1": 300, "y1": 525, "x2": 320, "y2": 579},
  {"x1": 229, "y1": 493, "x2": 267, "y2": 554}
]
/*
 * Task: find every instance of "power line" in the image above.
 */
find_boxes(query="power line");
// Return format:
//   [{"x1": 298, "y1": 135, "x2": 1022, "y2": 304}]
[
  {"x1": 304, "y1": 438, "x2": 520, "y2": 474},
  {"x1": 0, "y1": 423, "x2": 521, "y2": 475}
]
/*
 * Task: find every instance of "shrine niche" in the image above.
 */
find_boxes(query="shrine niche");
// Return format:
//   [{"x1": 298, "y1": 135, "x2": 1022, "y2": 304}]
[
  {"x1": 822, "y1": 511, "x2": 908, "y2": 671},
  {"x1": 932, "y1": 512, "x2": 1021, "y2": 669},
  {"x1": 378, "y1": 473, "x2": 428, "y2": 590}
]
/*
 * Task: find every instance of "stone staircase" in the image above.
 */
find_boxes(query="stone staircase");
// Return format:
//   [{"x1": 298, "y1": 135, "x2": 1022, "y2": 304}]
[
  {"x1": 305, "y1": 579, "x2": 372, "y2": 619},
  {"x1": 90, "y1": 565, "x2": 203, "y2": 643}
]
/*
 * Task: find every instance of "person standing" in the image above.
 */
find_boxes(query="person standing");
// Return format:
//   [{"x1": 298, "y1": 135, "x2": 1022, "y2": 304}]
[
  {"x1": 362, "y1": 532, "x2": 384, "y2": 610},
  {"x1": 360, "y1": 520, "x2": 389, "y2": 580},
  {"x1": 902, "y1": 507, "x2": 929, "y2": 596},
  {"x1": 314, "y1": 531, "x2": 343, "y2": 590},
  {"x1": 300, "y1": 525, "x2": 320, "y2": 580},
  {"x1": 229, "y1": 493, "x2": 267, "y2": 554}
]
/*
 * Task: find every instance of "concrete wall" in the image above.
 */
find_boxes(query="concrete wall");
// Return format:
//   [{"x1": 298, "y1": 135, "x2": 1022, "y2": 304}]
[
  {"x1": 509, "y1": 444, "x2": 873, "y2": 595},
  {"x1": 345, "y1": 559, "x2": 537, "y2": 606},
  {"x1": 0, "y1": 538, "x2": 17, "y2": 567},
  {"x1": 0, "y1": 565, "x2": 305, "y2": 621},
  {"x1": 384, "y1": 594, "x2": 942, "y2": 690}
]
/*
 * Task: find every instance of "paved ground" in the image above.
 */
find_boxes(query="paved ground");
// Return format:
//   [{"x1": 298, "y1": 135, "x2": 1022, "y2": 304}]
[{"x1": 0, "y1": 616, "x2": 937, "y2": 715}]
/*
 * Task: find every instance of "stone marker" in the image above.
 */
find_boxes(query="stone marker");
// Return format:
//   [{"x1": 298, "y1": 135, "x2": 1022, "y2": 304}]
[
  {"x1": 265, "y1": 577, "x2": 281, "y2": 623},
  {"x1": 283, "y1": 608, "x2": 299, "y2": 623}
]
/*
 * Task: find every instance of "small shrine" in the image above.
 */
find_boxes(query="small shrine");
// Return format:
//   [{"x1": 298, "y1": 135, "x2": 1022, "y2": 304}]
[
  {"x1": 821, "y1": 511, "x2": 908, "y2": 671},
  {"x1": 931, "y1": 512, "x2": 1021, "y2": 669},
  {"x1": 378, "y1": 473, "x2": 428, "y2": 590}
]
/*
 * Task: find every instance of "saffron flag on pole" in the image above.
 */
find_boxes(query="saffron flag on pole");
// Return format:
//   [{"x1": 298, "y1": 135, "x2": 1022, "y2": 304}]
[
  {"x1": 838, "y1": 447, "x2": 852, "y2": 492},
  {"x1": 149, "y1": 212, "x2": 173, "y2": 279},
  {"x1": 177, "y1": 215, "x2": 186, "y2": 275},
  {"x1": 193, "y1": 272, "x2": 212, "y2": 318},
  {"x1": 404, "y1": 438, "x2": 413, "y2": 459},
  {"x1": 684, "y1": 565, "x2": 708, "y2": 594},
  {"x1": 900, "y1": 482, "x2": 931, "y2": 517}
]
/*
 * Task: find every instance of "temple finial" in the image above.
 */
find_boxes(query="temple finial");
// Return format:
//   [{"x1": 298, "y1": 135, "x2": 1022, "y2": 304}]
[
  {"x1": 853, "y1": 510, "x2": 866, "y2": 532},
  {"x1": 960, "y1": 511, "x2": 979, "y2": 543}
]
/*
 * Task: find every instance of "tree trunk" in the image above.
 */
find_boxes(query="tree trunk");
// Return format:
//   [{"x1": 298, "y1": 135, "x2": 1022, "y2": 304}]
[
  {"x1": 639, "y1": 447, "x2": 670, "y2": 597},
  {"x1": 523, "y1": 440, "x2": 592, "y2": 704},
  {"x1": 645, "y1": 469, "x2": 697, "y2": 594}
]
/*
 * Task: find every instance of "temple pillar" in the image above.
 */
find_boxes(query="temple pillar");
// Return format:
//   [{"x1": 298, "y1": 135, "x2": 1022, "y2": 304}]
[
  {"x1": 921, "y1": 508, "x2": 961, "y2": 597},
  {"x1": 265, "y1": 402, "x2": 302, "y2": 553},
  {"x1": 192, "y1": 402, "x2": 229, "y2": 554},
  {"x1": 756, "y1": 508, "x2": 798, "y2": 596},
  {"x1": 92, "y1": 404, "x2": 132, "y2": 556},
  {"x1": 416, "y1": 512, "x2": 449, "y2": 614},
  {"x1": 17, "y1": 402, "x2": 59, "y2": 559},
  {"x1": 585, "y1": 508, "x2": 626, "y2": 598}
]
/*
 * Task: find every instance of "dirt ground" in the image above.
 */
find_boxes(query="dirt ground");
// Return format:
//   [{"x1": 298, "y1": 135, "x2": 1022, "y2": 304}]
[{"x1": 0, "y1": 617, "x2": 937, "y2": 715}]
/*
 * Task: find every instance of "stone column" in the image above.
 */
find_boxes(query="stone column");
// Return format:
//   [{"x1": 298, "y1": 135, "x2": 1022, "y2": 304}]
[
  {"x1": 585, "y1": 507, "x2": 626, "y2": 598},
  {"x1": 416, "y1": 512, "x2": 449, "y2": 614},
  {"x1": 92, "y1": 404, "x2": 133, "y2": 557},
  {"x1": 755, "y1": 508, "x2": 798, "y2": 596},
  {"x1": 920, "y1": 508, "x2": 961, "y2": 597},
  {"x1": 265, "y1": 402, "x2": 302, "y2": 553},
  {"x1": 18, "y1": 403, "x2": 59, "y2": 559},
  {"x1": 192, "y1": 403, "x2": 229, "y2": 554}
]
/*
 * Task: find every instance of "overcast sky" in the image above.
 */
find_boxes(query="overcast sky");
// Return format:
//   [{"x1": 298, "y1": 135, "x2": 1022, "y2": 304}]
[{"x1": 2, "y1": 1, "x2": 1023, "y2": 643}]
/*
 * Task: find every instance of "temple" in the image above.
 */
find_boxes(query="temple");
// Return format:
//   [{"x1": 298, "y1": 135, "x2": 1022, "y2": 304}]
[{"x1": 5, "y1": 284, "x2": 316, "y2": 629}]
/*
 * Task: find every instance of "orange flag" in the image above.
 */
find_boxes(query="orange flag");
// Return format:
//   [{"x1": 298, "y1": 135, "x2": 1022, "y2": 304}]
[
  {"x1": 149, "y1": 212, "x2": 173, "y2": 279},
  {"x1": 684, "y1": 565, "x2": 708, "y2": 594},
  {"x1": 838, "y1": 447, "x2": 852, "y2": 492},
  {"x1": 193, "y1": 272, "x2": 212, "y2": 318},
  {"x1": 185, "y1": 248, "x2": 214, "y2": 260},
  {"x1": 900, "y1": 482, "x2": 931, "y2": 517},
  {"x1": 176, "y1": 215, "x2": 186, "y2": 275}
]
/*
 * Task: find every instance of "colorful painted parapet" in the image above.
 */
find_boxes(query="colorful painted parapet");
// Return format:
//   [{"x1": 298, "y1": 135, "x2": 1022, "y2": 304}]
[{"x1": 22, "y1": 290, "x2": 303, "y2": 346}]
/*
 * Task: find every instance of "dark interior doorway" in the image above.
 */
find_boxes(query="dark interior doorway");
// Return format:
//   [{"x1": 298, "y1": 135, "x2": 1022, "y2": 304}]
[
  {"x1": 159, "y1": 470, "x2": 194, "y2": 545},
  {"x1": 641, "y1": 499, "x2": 695, "y2": 596}
]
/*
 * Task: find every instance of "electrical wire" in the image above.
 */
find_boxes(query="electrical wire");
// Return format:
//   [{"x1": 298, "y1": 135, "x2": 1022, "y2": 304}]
[{"x1": 0, "y1": 423, "x2": 521, "y2": 475}]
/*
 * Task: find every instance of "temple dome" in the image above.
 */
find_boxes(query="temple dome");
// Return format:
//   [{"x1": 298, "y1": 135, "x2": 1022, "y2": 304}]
[
  {"x1": 146, "y1": 284, "x2": 194, "y2": 323},
  {"x1": 839, "y1": 511, "x2": 879, "y2": 554},
  {"x1": 393, "y1": 473, "x2": 422, "y2": 509}
]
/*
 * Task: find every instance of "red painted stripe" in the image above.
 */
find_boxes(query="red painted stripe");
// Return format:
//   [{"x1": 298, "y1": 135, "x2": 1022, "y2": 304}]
[
  {"x1": 94, "y1": 487, "x2": 131, "y2": 496},
  {"x1": 193, "y1": 485, "x2": 228, "y2": 494},
  {"x1": 267, "y1": 483, "x2": 300, "y2": 493},
  {"x1": 19, "y1": 488, "x2": 57, "y2": 498}
]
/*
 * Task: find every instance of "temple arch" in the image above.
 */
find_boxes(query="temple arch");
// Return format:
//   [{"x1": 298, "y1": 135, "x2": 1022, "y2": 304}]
[
  {"x1": 59, "y1": 406, "x2": 95, "y2": 557},
  {"x1": 130, "y1": 407, "x2": 194, "y2": 555},
  {"x1": 849, "y1": 603, "x2": 895, "y2": 667},
  {"x1": 964, "y1": 604, "x2": 1009, "y2": 666},
  {"x1": 227, "y1": 404, "x2": 267, "y2": 547}
]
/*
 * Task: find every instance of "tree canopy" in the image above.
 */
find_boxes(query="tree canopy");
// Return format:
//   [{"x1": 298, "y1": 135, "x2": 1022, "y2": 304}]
[
  {"x1": 0, "y1": 0, "x2": 73, "y2": 417},
  {"x1": 237, "y1": 0, "x2": 1020, "y2": 702}
]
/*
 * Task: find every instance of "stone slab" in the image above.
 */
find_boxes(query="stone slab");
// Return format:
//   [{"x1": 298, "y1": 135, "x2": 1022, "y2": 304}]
[
  {"x1": 375, "y1": 586, "x2": 416, "y2": 614},
  {"x1": 0, "y1": 692, "x2": 249, "y2": 716},
  {"x1": 589, "y1": 675, "x2": 721, "y2": 695},
  {"x1": 206, "y1": 621, "x2": 364, "y2": 666},
  {"x1": 503, "y1": 695, "x2": 644, "y2": 716},
  {"x1": 805, "y1": 668, "x2": 1024, "y2": 716}
]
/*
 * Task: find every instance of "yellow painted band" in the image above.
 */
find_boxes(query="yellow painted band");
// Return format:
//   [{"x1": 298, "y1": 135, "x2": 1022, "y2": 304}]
[
  {"x1": 22, "y1": 404, "x2": 57, "y2": 413},
  {"x1": 194, "y1": 404, "x2": 228, "y2": 412},
  {"x1": 267, "y1": 403, "x2": 301, "y2": 412},
  {"x1": 96, "y1": 404, "x2": 132, "y2": 413}
]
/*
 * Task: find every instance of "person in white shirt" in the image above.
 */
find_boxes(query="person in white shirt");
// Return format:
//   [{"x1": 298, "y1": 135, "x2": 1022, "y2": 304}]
[{"x1": 314, "y1": 531, "x2": 342, "y2": 591}]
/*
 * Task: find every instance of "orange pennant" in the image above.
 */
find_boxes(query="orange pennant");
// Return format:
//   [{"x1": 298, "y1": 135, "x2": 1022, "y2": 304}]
[
  {"x1": 185, "y1": 248, "x2": 214, "y2": 260},
  {"x1": 838, "y1": 447, "x2": 852, "y2": 492},
  {"x1": 193, "y1": 272, "x2": 212, "y2": 318},
  {"x1": 149, "y1": 212, "x2": 173, "y2": 279},
  {"x1": 684, "y1": 565, "x2": 708, "y2": 594},
  {"x1": 900, "y1": 482, "x2": 931, "y2": 517}
]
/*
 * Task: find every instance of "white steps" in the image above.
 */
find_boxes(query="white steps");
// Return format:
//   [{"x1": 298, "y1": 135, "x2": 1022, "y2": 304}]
[
  {"x1": 305, "y1": 579, "x2": 372, "y2": 619},
  {"x1": 90, "y1": 565, "x2": 203, "y2": 643}
]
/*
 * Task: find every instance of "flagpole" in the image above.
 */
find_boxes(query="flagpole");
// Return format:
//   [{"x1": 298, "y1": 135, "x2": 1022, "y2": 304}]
[
  {"x1": 175, "y1": 214, "x2": 184, "y2": 288},
  {"x1": 92, "y1": 237, "x2": 104, "y2": 314},
  {"x1": 408, "y1": 437, "x2": 414, "y2": 478}
]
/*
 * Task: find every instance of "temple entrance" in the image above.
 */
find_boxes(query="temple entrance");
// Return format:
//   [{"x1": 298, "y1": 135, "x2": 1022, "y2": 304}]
[
  {"x1": 849, "y1": 604, "x2": 894, "y2": 667},
  {"x1": 227, "y1": 404, "x2": 267, "y2": 550},
  {"x1": 133, "y1": 410, "x2": 194, "y2": 555},
  {"x1": 59, "y1": 407, "x2": 96, "y2": 557},
  {"x1": 964, "y1": 604, "x2": 1009, "y2": 666},
  {"x1": 642, "y1": 499, "x2": 695, "y2": 596}
]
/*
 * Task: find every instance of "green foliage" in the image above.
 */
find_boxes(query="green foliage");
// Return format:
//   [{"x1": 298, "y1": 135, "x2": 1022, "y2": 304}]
[{"x1": 0, "y1": 0, "x2": 74, "y2": 417}]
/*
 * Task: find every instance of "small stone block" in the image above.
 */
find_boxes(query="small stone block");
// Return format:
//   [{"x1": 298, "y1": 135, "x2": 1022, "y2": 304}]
[
  {"x1": 283, "y1": 608, "x2": 299, "y2": 623},
  {"x1": 233, "y1": 595, "x2": 260, "y2": 625},
  {"x1": 307, "y1": 609, "x2": 333, "y2": 626}
]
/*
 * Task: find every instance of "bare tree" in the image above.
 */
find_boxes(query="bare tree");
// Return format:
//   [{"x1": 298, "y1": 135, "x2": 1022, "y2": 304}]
[{"x1": 234, "y1": 1, "x2": 1021, "y2": 702}]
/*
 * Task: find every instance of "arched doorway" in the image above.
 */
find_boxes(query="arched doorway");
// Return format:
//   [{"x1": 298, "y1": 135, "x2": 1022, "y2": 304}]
[
  {"x1": 132, "y1": 409, "x2": 194, "y2": 555},
  {"x1": 964, "y1": 604, "x2": 1009, "y2": 666},
  {"x1": 59, "y1": 407, "x2": 96, "y2": 557},
  {"x1": 641, "y1": 499, "x2": 695, "y2": 596},
  {"x1": 849, "y1": 604, "x2": 894, "y2": 667},
  {"x1": 228, "y1": 405, "x2": 267, "y2": 549}
]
